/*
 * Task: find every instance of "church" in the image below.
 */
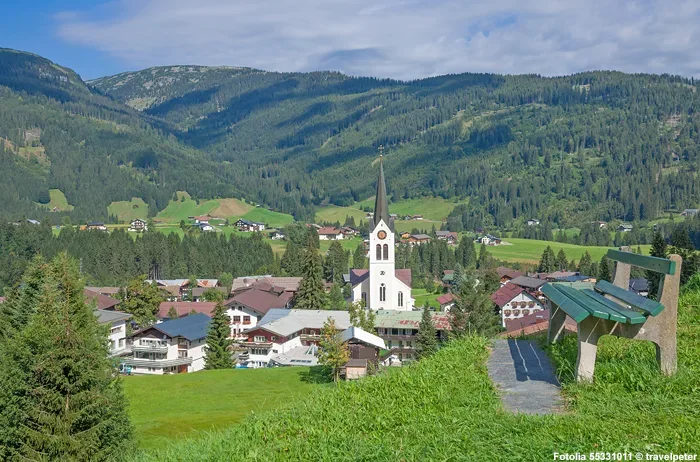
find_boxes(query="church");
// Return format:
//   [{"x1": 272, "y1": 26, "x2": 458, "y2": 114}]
[{"x1": 349, "y1": 157, "x2": 414, "y2": 311}]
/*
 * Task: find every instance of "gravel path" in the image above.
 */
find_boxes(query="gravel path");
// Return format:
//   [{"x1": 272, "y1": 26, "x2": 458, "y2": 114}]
[{"x1": 487, "y1": 339, "x2": 563, "y2": 414}]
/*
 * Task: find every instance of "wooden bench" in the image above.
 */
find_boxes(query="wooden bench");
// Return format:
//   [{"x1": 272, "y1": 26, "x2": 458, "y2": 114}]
[{"x1": 542, "y1": 248, "x2": 682, "y2": 382}]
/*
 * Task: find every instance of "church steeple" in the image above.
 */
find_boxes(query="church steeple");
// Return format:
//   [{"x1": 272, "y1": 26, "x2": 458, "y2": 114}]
[{"x1": 373, "y1": 150, "x2": 391, "y2": 229}]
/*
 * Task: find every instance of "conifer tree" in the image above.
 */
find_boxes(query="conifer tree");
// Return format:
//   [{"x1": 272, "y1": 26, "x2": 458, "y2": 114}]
[
  {"x1": 318, "y1": 317, "x2": 349, "y2": 382},
  {"x1": 465, "y1": 291, "x2": 501, "y2": 336},
  {"x1": 0, "y1": 253, "x2": 133, "y2": 461},
  {"x1": 647, "y1": 231, "x2": 668, "y2": 300},
  {"x1": 352, "y1": 243, "x2": 367, "y2": 269},
  {"x1": 578, "y1": 251, "x2": 594, "y2": 276},
  {"x1": 295, "y1": 235, "x2": 329, "y2": 310},
  {"x1": 328, "y1": 283, "x2": 346, "y2": 310},
  {"x1": 538, "y1": 246, "x2": 557, "y2": 273},
  {"x1": 482, "y1": 267, "x2": 500, "y2": 294},
  {"x1": 415, "y1": 305, "x2": 438, "y2": 360},
  {"x1": 598, "y1": 255, "x2": 613, "y2": 283},
  {"x1": 477, "y1": 243, "x2": 490, "y2": 269},
  {"x1": 204, "y1": 301, "x2": 234, "y2": 370},
  {"x1": 556, "y1": 248, "x2": 568, "y2": 270}
]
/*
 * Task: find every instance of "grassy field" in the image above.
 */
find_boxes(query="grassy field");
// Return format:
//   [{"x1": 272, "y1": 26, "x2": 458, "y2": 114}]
[
  {"x1": 488, "y1": 237, "x2": 651, "y2": 264},
  {"x1": 123, "y1": 367, "x2": 321, "y2": 450},
  {"x1": 108, "y1": 197, "x2": 148, "y2": 223},
  {"x1": 319, "y1": 236, "x2": 363, "y2": 254},
  {"x1": 241, "y1": 208, "x2": 294, "y2": 229},
  {"x1": 133, "y1": 291, "x2": 700, "y2": 461},
  {"x1": 315, "y1": 205, "x2": 367, "y2": 225},
  {"x1": 37, "y1": 189, "x2": 74, "y2": 211},
  {"x1": 411, "y1": 288, "x2": 441, "y2": 309},
  {"x1": 317, "y1": 196, "x2": 462, "y2": 225}
]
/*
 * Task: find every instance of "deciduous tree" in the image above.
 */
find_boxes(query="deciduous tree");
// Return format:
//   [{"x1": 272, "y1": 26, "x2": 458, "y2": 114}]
[{"x1": 318, "y1": 317, "x2": 349, "y2": 382}]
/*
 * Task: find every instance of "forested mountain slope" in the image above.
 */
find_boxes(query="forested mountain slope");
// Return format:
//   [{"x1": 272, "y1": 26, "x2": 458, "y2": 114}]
[
  {"x1": 92, "y1": 66, "x2": 700, "y2": 225},
  {"x1": 0, "y1": 49, "x2": 247, "y2": 221},
  {"x1": 2, "y1": 46, "x2": 700, "y2": 226}
]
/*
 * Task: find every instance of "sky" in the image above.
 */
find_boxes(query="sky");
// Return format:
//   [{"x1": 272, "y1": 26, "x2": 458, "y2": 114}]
[{"x1": 3, "y1": 0, "x2": 700, "y2": 81}]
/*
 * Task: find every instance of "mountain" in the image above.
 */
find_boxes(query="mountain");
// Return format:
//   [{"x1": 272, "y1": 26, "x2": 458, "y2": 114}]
[{"x1": 3, "y1": 47, "x2": 700, "y2": 227}]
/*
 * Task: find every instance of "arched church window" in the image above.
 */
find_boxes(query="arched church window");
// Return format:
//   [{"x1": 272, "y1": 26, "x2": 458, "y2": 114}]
[
  {"x1": 376, "y1": 244, "x2": 382, "y2": 261},
  {"x1": 398, "y1": 291, "x2": 403, "y2": 306},
  {"x1": 380, "y1": 284, "x2": 386, "y2": 302},
  {"x1": 383, "y1": 244, "x2": 389, "y2": 260}
]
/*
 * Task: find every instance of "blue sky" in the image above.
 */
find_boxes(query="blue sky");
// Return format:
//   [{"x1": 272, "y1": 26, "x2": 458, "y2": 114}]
[{"x1": 4, "y1": 0, "x2": 700, "y2": 81}]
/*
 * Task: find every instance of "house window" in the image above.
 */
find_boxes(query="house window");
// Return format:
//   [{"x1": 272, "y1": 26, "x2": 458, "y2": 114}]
[
  {"x1": 233, "y1": 315, "x2": 241, "y2": 322},
  {"x1": 522, "y1": 309, "x2": 530, "y2": 316},
  {"x1": 243, "y1": 316, "x2": 251, "y2": 325},
  {"x1": 383, "y1": 244, "x2": 389, "y2": 260},
  {"x1": 391, "y1": 328, "x2": 399, "y2": 335},
  {"x1": 528, "y1": 301, "x2": 535, "y2": 308},
  {"x1": 377, "y1": 328, "x2": 385, "y2": 334},
  {"x1": 513, "y1": 310, "x2": 520, "y2": 316},
  {"x1": 271, "y1": 336, "x2": 276, "y2": 341},
  {"x1": 178, "y1": 350, "x2": 188, "y2": 358},
  {"x1": 504, "y1": 310, "x2": 511, "y2": 316},
  {"x1": 376, "y1": 244, "x2": 382, "y2": 260},
  {"x1": 178, "y1": 338, "x2": 189, "y2": 347},
  {"x1": 380, "y1": 284, "x2": 386, "y2": 302},
  {"x1": 361, "y1": 292, "x2": 367, "y2": 304},
  {"x1": 398, "y1": 291, "x2": 403, "y2": 307},
  {"x1": 254, "y1": 336, "x2": 266, "y2": 343}
]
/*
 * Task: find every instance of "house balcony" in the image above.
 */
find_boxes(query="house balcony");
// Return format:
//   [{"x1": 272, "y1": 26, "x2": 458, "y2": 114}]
[
  {"x1": 132, "y1": 343, "x2": 169, "y2": 353},
  {"x1": 121, "y1": 357, "x2": 193, "y2": 368},
  {"x1": 379, "y1": 334, "x2": 415, "y2": 341},
  {"x1": 109, "y1": 345, "x2": 133, "y2": 357},
  {"x1": 239, "y1": 341, "x2": 273, "y2": 348}
]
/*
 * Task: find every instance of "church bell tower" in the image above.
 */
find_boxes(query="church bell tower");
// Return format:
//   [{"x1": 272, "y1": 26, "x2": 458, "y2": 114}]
[{"x1": 368, "y1": 152, "x2": 395, "y2": 311}]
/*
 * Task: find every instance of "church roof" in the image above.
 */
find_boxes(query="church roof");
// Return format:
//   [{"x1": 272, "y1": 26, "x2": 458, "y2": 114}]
[{"x1": 372, "y1": 156, "x2": 393, "y2": 232}]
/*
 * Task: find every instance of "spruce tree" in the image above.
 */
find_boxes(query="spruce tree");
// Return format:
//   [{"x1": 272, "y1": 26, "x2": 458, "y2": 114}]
[
  {"x1": 0, "y1": 253, "x2": 133, "y2": 461},
  {"x1": 352, "y1": 243, "x2": 367, "y2": 269},
  {"x1": 204, "y1": 301, "x2": 234, "y2": 370},
  {"x1": 578, "y1": 251, "x2": 594, "y2": 276},
  {"x1": 482, "y1": 267, "x2": 500, "y2": 294},
  {"x1": 477, "y1": 243, "x2": 490, "y2": 269},
  {"x1": 647, "y1": 231, "x2": 668, "y2": 300},
  {"x1": 598, "y1": 255, "x2": 612, "y2": 283},
  {"x1": 465, "y1": 292, "x2": 501, "y2": 336},
  {"x1": 556, "y1": 248, "x2": 568, "y2": 270},
  {"x1": 295, "y1": 235, "x2": 329, "y2": 310},
  {"x1": 415, "y1": 305, "x2": 438, "y2": 360},
  {"x1": 538, "y1": 246, "x2": 557, "y2": 273},
  {"x1": 328, "y1": 283, "x2": 346, "y2": 310},
  {"x1": 318, "y1": 317, "x2": 349, "y2": 382}
]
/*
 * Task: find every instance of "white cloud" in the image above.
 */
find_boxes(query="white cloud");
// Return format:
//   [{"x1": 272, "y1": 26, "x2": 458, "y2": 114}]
[{"x1": 56, "y1": 0, "x2": 700, "y2": 79}]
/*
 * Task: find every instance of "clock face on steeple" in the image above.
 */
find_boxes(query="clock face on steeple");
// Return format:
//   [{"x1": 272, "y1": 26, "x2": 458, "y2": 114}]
[{"x1": 377, "y1": 230, "x2": 387, "y2": 240}]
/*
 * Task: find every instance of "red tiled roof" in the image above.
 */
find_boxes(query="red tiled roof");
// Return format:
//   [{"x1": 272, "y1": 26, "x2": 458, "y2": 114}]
[
  {"x1": 396, "y1": 269, "x2": 412, "y2": 288},
  {"x1": 318, "y1": 226, "x2": 341, "y2": 235},
  {"x1": 496, "y1": 266, "x2": 523, "y2": 280},
  {"x1": 490, "y1": 283, "x2": 525, "y2": 308},
  {"x1": 84, "y1": 289, "x2": 121, "y2": 310},
  {"x1": 500, "y1": 309, "x2": 577, "y2": 338},
  {"x1": 436, "y1": 293, "x2": 455, "y2": 305},
  {"x1": 158, "y1": 302, "x2": 217, "y2": 319},
  {"x1": 225, "y1": 288, "x2": 292, "y2": 315}
]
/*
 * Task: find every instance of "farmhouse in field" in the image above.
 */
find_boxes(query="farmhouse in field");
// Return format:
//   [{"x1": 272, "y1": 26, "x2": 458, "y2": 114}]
[
  {"x1": 122, "y1": 313, "x2": 210, "y2": 375},
  {"x1": 235, "y1": 219, "x2": 265, "y2": 232},
  {"x1": 527, "y1": 219, "x2": 540, "y2": 226},
  {"x1": 318, "y1": 226, "x2": 344, "y2": 240},
  {"x1": 407, "y1": 234, "x2": 431, "y2": 246},
  {"x1": 128, "y1": 218, "x2": 148, "y2": 232},
  {"x1": 617, "y1": 223, "x2": 633, "y2": 232},
  {"x1": 86, "y1": 221, "x2": 107, "y2": 231},
  {"x1": 435, "y1": 230, "x2": 458, "y2": 245},
  {"x1": 681, "y1": 208, "x2": 699, "y2": 217}
]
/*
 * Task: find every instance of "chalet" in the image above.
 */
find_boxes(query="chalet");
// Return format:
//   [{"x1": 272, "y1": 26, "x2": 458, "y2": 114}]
[
  {"x1": 629, "y1": 278, "x2": 650, "y2": 297},
  {"x1": 374, "y1": 310, "x2": 451, "y2": 364},
  {"x1": 491, "y1": 283, "x2": 545, "y2": 328},
  {"x1": 407, "y1": 234, "x2": 431, "y2": 246},
  {"x1": 341, "y1": 226, "x2": 357, "y2": 236},
  {"x1": 508, "y1": 275, "x2": 547, "y2": 300},
  {"x1": 476, "y1": 234, "x2": 501, "y2": 245},
  {"x1": 122, "y1": 313, "x2": 210, "y2": 375},
  {"x1": 86, "y1": 222, "x2": 107, "y2": 231},
  {"x1": 435, "y1": 230, "x2": 458, "y2": 244},
  {"x1": 399, "y1": 231, "x2": 412, "y2": 240},
  {"x1": 95, "y1": 309, "x2": 131, "y2": 356},
  {"x1": 239, "y1": 309, "x2": 351, "y2": 368},
  {"x1": 496, "y1": 267, "x2": 524, "y2": 286},
  {"x1": 402, "y1": 215, "x2": 412, "y2": 221},
  {"x1": 545, "y1": 270, "x2": 579, "y2": 281},
  {"x1": 500, "y1": 309, "x2": 576, "y2": 338},
  {"x1": 390, "y1": 213, "x2": 398, "y2": 220},
  {"x1": 193, "y1": 215, "x2": 210, "y2": 225},
  {"x1": 191, "y1": 286, "x2": 230, "y2": 302},
  {"x1": 318, "y1": 226, "x2": 344, "y2": 240},
  {"x1": 224, "y1": 282, "x2": 294, "y2": 340},
  {"x1": 436, "y1": 293, "x2": 455, "y2": 311},
  {"x1": 412, "y1": 215, "x2": 423, "y2": 220},
  {"x1": 198, "y1": 223, "x2": 214, "y2": 232},
  {"x1": 556, "y1": 274, "x2": 597, "y2": 284},
  {"x1": 271, "y1": 231, "x2": 285, "y2": 240},
  {"x1": 441, "y1": 270, "x2": 455, "y2": 286},
  {"x1": 617, "y1": 223, "x2": 633, "y2": 232},
  {"x1": 527, "y1": 219, "x2": 540, "y2": 226},
  {"x1": 230, "y1": 276, "x2": 301, "y2": 294},
  {"x1": 85, "y1": 286, "x2": 121, "y2": 297},
  {"x1": 681, "y1": 209, "x2": 699, "y2": 217},
  {"x1": 157, "y1": 301, "x2": 218, "y2": 319},
  {"x1": 128, "y1": 218, "x2": 148, "y2": 232},
  {"x1": 84, "y1": 289, "x2": 121, "y2": 311},
  {"x1": 591, "y1": 221, "x2": 608, "y2": 229},
  {"x1": 235, "y1": 219, "x2": 265, "y2": 232}
]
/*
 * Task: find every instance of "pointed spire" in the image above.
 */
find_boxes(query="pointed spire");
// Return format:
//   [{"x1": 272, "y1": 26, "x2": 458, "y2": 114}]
[{"x1": 373, "y1": 149, "x2": 391, "y2": 228}]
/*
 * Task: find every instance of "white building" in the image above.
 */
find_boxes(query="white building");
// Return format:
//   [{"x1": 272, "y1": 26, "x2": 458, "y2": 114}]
[
  {"x1": 95, "y1": 309, "x2": 131, "y2": 356},
  {"x1": 224, "y1": 284, "x2": 293, "y2": 340},
  {"x1": 491, "y1": 283, "x2": 545, "y2": 328},
  {"x1": 348, "y1": 156, "x2": 414, "y2": 311},
  {"x1": 318, "y1": 226, "x2": 344, "y2": 240},
  {"x1": 122, "y1": 313, "x2": 210, "y2": 375}
]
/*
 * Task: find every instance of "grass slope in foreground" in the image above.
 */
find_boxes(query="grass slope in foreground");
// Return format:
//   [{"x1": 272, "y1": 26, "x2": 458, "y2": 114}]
[
  {"x1": 134, "y1": 291, "x2": 699, "y2": 461},
  {"x1": 124, "y1": 367, "x2": 320, "y2": 450}
]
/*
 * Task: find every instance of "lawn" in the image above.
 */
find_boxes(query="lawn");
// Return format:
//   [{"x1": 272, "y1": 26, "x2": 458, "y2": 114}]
[
  {"x1": 37, "y1": 189, "x2": 74, "y2": 211},
  {"x1": 241, "y1": 208, "x2": 294, "y2": 229},
  {"x1": 488, "y1": 237, "x2": 651, "y2": 264},
  {"x1": 108, "y1": 197, "x2": 148, "y2": 223},
  {"x1": 319, "y1": 236, "x2": 363, "y2": 254},
  {"x1": 411, "y1": 288, "x2": 441, "y2": 309},
  {"x1": 123, "y1": 367, "x2": 321, "y2": 450},
  {"x1": 134, "y1": 291, "x2": 700, "y2": 461},
  {"x1": 319, "y1": 196, "x2": 462, "y2": 225},
  {"x1": 155, "y1": 192, "x2": 222, "y2": 224},
  {"x1": 315, "y1": 205, "x2": 367, "y2": 225}
]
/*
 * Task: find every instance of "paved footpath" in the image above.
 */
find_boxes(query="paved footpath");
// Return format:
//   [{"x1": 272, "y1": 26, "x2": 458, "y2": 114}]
[{"x1": 487, "y1": 339, "x2": 563, "y2": 414}]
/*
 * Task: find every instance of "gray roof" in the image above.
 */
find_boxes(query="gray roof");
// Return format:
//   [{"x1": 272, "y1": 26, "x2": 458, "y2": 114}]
[
  {"x1": 269, "y1": 345, "x2": 319, "y2": 366},
  {"x1": 510, "y1": 275, "x2": 547, "y2": 289},
  {"x1": 371, "y1": 156, "x2": 393, "y2": 232},
  {"x1": 149, "y1": 313, "x2": 211, "y2": 341},
  {"x1": 411, "y1": 234, "x2": 431, "y2": 240},
  {"x1": 256, "y1": 309, "x2": 351, "y2": 336},
  {"x1": 94, "y1": 309, "x2": 131, "y2": 324},
  {"x1": 338, "y1": 326, "x2": 386, "y2": 349}
]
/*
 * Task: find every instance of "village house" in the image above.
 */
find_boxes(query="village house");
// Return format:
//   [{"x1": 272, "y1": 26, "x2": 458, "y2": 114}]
[
  {"x1": 341, "y1": 226, "x2": 357, "y2": 236},
  {"x1": 318, "y1": 226, "x2": 344, "y2": 240},
  {"x1": 122, "y1": 313, "x2": 210, "y2": 375},
  {"x1": 95, "y1": 309, "x2": 132, "y2": 356},
  {"x1": 441, "y1": 269, "x2": 455, "y2": 287},
  {"x1": 508, "y1": 275, "x2": 548, "y2": 300},
  {"x1": 591, "y1": 221, "x2": 608, "y2": 229},
  {"x1": 191, "y1": 286, "x2": 230, "y2": 302},
  {"x1": 629, "y1": 278, "x2": 650, "y2": 297},
  {"x1": 193, "y1": 215, "x2": 210, "y2": 225},
  {"x1": 435, "y1": 230, "x2": 458, "y2": 245},
  {"x1": 407, "y1": 233, "x2": 431, "y2": 246},
  {"x1": 230, "y1": 276, "x2": 301, "y2": 293},
  {"x1": 499, "y1": 309, "x2": 576, "y2": 338},
  {"x1": 496, "y1": 267, "x2": 524, "y2": 286},
  {"x1": 235, "y1": 219, "x2": 265, "y2": 232},
  {"x1": 399, "y1": 231, "x2": 412, "y2": 240},
  {"x1": 681, "y1": 209, "x2": 699, "y2": 217},
  {"x1": 491, "y1": 283, "x2": 545, "y2": 328},
  {"x1": 157, "y1": 301, "x2": 218, "y2": 319},
  {"x1": 225, "y1": 280, "x2": 294, "y2": 340},
  {"x1": 436, "y1": 293, "x2": 456, "y2": 311},
  {"x1": 476, "y1": 234, "x2": 502, "y2": 245},
  {"x1": 412, "y1": 215, "x2": 423, "y2": 220},
  {"x1": 239, "y1": 309, "x2": 352, "y2": 368},
  {"x1": 198, "y1": 222, "x2": 215, "y2": 232},
  {"x1": 271, "y1": 230, "x2": 285, "y2": 240},
  {"x1": 84, "y1": 288, "x2": 122, "y2": 311},
  {"x1": 527, "y1": 219, "x2": 540, "y2": 226},
  {"x1": 555, "y1": 274, "x2": 597, "y2": 284},
  {"x1": 128, "y1": 218, "x2": 148, "y2": 232},
  {"x1": 374, "y1": 310, "x2": 451, "y2": 365},
  {"x1": 86, "y1": 221, "x2": 107, "y2": 231},
  {"x1": 617, "y1": 223, "x2": 633, "y2": 232}
]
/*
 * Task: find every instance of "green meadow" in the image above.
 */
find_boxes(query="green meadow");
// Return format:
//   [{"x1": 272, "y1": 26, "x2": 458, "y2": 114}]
[
  {"x1": 108, "y1": 197, "x2": 149, "y2": 223},
  {"x1": 37, "y1": 189, "x2": 74, "y2": 211}
]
